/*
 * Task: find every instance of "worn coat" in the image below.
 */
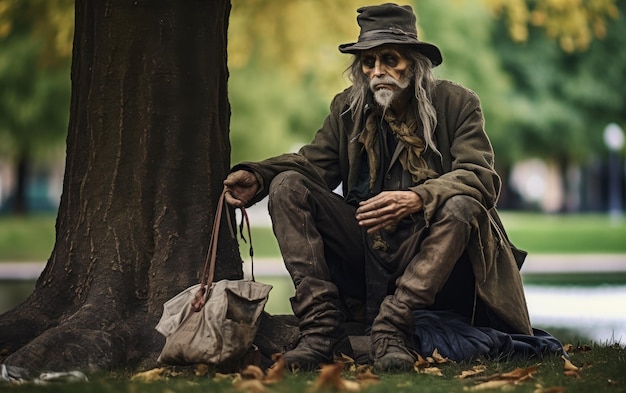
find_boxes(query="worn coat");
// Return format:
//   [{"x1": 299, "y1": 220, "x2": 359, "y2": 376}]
[{"x1": 237, "y1": 80, "x2": 533, "y2": 335}]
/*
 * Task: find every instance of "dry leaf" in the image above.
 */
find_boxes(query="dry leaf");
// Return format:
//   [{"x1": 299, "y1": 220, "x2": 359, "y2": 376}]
[
  {"x1": 457, "y1": 365, "x2": 487, "y2": 379},
  {"x1": 235, "y1": 379, "x2": 267, "y2": 393},
  {"x1": 563, "y1": 344, "x2": 574, "y2": 353},
  {"x1": 195, "y1": 364, "x2": 210, "y2": 377},
  {"x1": 464, "y1": 380, "x2": 513, "y2": 391},
  {"x1": 421, "y1": 367, "x2": 444, "y2": 377},
  {"x1": 562, "y1": 356, "x2": 579, "y2": 372},
  {"x1": 214, "y1": 372, "x2": 242, "y2": 384},
  {"x1": 264, "y1": 353, "x2": 286, "y2": 383},
  {"x1": 130, "y1": 367, "x2": 169, "y2": 382},
  {"x1": 310, "y1": 362, "x2": 360, "y2": 392},
  {"x1": 498, "y1": 366, "x2": 537, "y2": 381},
  {"x1": 533, "y1": 385, "x2": 566, "y2": 393},
  {"x1": 241, "y1": 365, "x2": 265, "y2": 381},
  {"x1": 431, "y1": 348, "x2": 450, "y2": 364},
  {"x1": 413, "y1": 353, "x2": 430, "y2": 370},
  {"x1": 355, "y1": 367, "x2": 380, "y2": 388}
]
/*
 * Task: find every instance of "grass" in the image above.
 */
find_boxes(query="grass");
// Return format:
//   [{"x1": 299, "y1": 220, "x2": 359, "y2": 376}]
[
  {"x1": 4, "y1": 344, "x2": 626, "y2": 392},
  {"x1": 1, "y1": 212, "x2": 625, "y2": 262}
]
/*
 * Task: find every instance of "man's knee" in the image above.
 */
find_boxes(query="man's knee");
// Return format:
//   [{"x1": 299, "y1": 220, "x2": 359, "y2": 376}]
[
  {"x1": 268, "y1": 171, "x2": 307, "y2": 203},
  {"x1": 436, "y1": 195, "x2": 485, "y2": 224}
]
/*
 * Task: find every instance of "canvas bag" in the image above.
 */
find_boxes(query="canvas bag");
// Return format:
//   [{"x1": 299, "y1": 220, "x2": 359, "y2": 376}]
[{"x1": 155, "y1": 189, "x2": 272, "y2": 368}]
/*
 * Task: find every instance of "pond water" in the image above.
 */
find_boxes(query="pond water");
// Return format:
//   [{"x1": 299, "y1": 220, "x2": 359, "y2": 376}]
[{"x1": 1, "y1": 277, "x2": 624, "y2": 344}]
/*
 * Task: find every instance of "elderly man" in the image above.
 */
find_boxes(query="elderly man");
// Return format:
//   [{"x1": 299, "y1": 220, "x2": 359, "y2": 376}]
[{"x1": 224, "y1": 3, "x2": 533, "y2": 372}]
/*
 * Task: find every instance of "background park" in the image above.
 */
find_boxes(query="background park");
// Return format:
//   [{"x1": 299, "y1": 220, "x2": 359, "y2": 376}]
[{"x1": 0, "y1": 0, "x2": 625, "y2": 392}]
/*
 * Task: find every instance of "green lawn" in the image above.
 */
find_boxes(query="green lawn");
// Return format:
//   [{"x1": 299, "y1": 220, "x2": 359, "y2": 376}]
[
  {"x1": 4, "y1": 344, "x2": 626, "y2": 393},
  {"x1": 0, "y1": 212, "x2": 625, "y2": 261}
]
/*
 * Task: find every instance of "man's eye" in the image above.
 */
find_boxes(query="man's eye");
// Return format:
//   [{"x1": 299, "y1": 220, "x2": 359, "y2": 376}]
[
  {"x1": 382, "y1": 55, "x2": 398, "y2": 67},
  {"x1": 362, "y1": 57, "x2": 375, "y2": 68}
]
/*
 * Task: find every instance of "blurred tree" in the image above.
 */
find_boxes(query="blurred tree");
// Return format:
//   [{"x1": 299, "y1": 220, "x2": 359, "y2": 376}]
[
  {"x1": 490, "y1": 0, "x2": 625, "y2": 211},
  {"x1": 0, "y1": 0, "x2": 72, "y2": 213},
  {"x1": 484, "y1": 0, "x2": 619, "y2": 52}
]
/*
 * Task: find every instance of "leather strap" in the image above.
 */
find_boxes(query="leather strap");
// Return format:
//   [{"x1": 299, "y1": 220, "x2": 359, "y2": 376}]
[{"x1": 192, "y1": 188, "x2": 254, "y2": 311}]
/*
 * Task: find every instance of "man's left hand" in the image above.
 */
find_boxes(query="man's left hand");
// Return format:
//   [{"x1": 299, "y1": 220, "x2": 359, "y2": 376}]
[{"x1": 356, "y1": 191, "x2": 423, "y2": 233}]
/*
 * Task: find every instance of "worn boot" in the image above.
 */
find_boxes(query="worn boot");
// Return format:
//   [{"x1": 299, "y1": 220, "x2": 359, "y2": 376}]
[
  {"x1": 371, "y1": 295, "x2": 417, "y2": 372},
  {"x1": 283, "y1": 329, "x2": 353, "y2": 371},
  {"x1": 282, "y1": 277, "x2": 353, "y2": 371}
]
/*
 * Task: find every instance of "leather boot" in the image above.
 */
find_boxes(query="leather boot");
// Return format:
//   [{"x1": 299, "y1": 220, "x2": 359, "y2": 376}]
[
  {"x1": 371, "y1": 295, "x2": 417, "y2": 372},
  {"x1": 283, "y1": 330, "x2": 353, "y2": 371},
  {"x1": 282, "y1": 277, "x2": 353, "y2": 371}
]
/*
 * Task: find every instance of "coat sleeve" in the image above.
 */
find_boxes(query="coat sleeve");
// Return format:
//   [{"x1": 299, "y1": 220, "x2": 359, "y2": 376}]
[{"x1": 410, "y1": 84, "x2": 502, "y2": 225}]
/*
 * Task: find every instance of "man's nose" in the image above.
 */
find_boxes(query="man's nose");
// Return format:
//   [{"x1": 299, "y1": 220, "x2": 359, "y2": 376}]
[{"x1": 372, "y1": 58, "x2": 385, "y2": 77}]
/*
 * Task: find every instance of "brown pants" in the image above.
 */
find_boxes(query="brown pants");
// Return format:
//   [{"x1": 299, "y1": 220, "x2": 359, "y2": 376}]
[{"x1": 268, "y1": 171, "x2": 481, "y2": 331}]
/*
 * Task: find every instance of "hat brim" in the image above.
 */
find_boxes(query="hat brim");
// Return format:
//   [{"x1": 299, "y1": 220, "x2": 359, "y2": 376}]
[{"x1": 338, "y1": 40, "x2": 442, "y2": 67}]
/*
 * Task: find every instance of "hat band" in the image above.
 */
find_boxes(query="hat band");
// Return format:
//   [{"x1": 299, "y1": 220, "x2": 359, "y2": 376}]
[{"x1": 358, "y1": 28, "x2": 418, "y2": 42}]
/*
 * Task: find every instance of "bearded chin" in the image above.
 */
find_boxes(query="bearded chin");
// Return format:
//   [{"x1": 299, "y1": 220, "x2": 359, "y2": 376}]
[{"x1": 373, "y1": 88, "x2": 397, "y2": 110}]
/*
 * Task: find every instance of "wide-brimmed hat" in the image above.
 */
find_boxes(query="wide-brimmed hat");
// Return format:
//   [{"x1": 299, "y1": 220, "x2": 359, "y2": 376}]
[{"x1": 338, "y1": 3, "x2": 443, "y2": 67}]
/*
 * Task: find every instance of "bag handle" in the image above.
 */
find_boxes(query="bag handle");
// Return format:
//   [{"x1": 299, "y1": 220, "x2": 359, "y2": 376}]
[{"x1": 191, "y1": 188, "x2": 254, "y2": 311}]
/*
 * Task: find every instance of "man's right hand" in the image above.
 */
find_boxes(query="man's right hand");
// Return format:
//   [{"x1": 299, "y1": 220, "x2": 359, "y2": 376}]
[{"x1": 223, "y1": 170, "x2": 260, "y2": 208}]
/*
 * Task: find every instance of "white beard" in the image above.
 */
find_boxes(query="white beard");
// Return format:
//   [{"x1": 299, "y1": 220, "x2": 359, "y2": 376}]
[
  {"x1": 373, "y1": 88, "x2": 397, "y2": 110},
  {"x1": 370, "y1": 75, "x2": 410, "y2": 110}
]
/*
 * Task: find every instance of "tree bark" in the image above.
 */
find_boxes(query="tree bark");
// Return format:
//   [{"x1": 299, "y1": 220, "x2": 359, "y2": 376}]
[{"x1": 0, "y1": 0, "x2": 243, "y2": 372}]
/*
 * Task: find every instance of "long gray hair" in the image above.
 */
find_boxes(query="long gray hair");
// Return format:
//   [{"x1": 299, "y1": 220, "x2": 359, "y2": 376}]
[{"x1": 345, "y1": 48, "x2": 441, "y2": 157}]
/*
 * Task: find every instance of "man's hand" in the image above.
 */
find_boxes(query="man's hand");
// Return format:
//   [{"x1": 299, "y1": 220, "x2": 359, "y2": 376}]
[
  {"x1": 356, "y1": 191, "x2": 423, "y2": 233},
  {"x1": 223, "y1": 170, "x2": 260, "y2": 208}
]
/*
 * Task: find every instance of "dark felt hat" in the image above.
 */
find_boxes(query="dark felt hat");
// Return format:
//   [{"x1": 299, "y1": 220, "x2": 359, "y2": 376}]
[{"x1": 338, "y1": 3, "x2": 442, "y2": 66}]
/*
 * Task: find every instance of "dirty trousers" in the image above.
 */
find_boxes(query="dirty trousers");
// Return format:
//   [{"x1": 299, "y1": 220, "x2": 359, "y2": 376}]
[{"x1": 268, "y1": 171, "x2": 481, "y2": 337}]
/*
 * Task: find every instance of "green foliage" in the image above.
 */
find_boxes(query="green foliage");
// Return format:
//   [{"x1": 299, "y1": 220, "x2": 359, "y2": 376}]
[
  {"x1": 228, "y1": 65, "x2": 331, "y2": 164},
  {"x1": 490, "y1": 0, "x2": 626, "y2": 164},
  {"x1": 0, "y1": 32, "x2": 70, "y2": 157}
]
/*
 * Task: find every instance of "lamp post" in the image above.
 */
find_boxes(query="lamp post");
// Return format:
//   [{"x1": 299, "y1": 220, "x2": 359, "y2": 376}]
[{"x1": 603, "y1": 123, "x2": 624, "y2": 221}]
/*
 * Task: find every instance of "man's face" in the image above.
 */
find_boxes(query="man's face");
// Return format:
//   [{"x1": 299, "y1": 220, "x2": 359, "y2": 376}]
[{"x1": 360, "y1": 46, "x2": 411, "y2": 110}]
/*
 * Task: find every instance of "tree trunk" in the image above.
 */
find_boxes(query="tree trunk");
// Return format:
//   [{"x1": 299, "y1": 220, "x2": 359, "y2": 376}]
[{"x1": 0, "y1": 0, "x2": 244, "y2": 372}]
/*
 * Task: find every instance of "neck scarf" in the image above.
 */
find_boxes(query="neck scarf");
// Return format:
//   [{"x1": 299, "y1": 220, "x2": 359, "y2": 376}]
[{"x1": 358, "y1": 103, "x2": 438, "y2": 191}]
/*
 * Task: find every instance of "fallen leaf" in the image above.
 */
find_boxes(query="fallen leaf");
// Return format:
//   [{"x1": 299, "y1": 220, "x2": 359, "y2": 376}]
[
  {"x1": 457, "y1": 365, "x2": 487, "y2": 379},
  {"x1": 431, "y1": 348, "x2": 450, "y2": 364},
  {"x1": 498, "y1": 366, "x2": 537, "y2": 381},
  {"x1": 464, "y1": 380, "x2": 513, "y2": 391},
  {"x1": 241, "y1": 365, "x2": 264, "y2": 381},
  {"x1": 264, "y1": 353, "x2": 285, "y2": 383},
  {"x1": 310, "y1": 362, "x2": 360, "y2": 392},
  {"x1": 420, "y1": 367, "x2": 444, "y2": 377},
  {"x1": 533, "y1": 385, "x2": 566, "y2": 393},
  {"x1": 214, "y1": 372, "x2": 242, "y2": 384},
  {"x1": 195, "y1": 364, "x2": 210, "y2": 377},
  {"x1": 130, "y1": 367, "x2": 168, "y2": 382},
  {"x1": 562, "y1": 356, "x2": 579, "y2": 372},
  {"x1": 355, "y1": 367, "x2": 380, "y2": 388},
  {"x1": 413, "y1": 353, "x2": 430, "y2": 370}
]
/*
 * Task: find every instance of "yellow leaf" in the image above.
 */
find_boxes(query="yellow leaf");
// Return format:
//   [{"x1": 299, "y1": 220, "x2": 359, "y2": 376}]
[
  {"x1": 421, "y1": 367, "x2": 444, "y2": 377},
  {"x1": 464, "y1": 380, "x2": 513, "y2": 391},
  {"x1": 241, "y1": 365, "x2": 265, "y2": 381},
  {"x1": 457, "y1": 365, "x2": 487, "y2": 379},
  {"x1": 413, "y1": 353, "x2": 430, "y2": 370},
  {"x1": 195, "y1": 364, "x2": 210, "y2": 377},
  {"x1": 431, "y1": 348, "x2": 451, "y2": 364},
  {"x1": 562, "y1": 355, "x2": 579, "y2": 372},
  {"x1": 264, "y1": 353, "x2": 285, "y2": 383},
  {"x1": 310, "y1": 362, "x2": 360, "y2": 392},
  {"x1": 130, "y1": 367, "x2": 168, "y2": 382}
]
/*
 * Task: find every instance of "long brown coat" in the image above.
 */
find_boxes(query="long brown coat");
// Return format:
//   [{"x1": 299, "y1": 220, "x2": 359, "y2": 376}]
[{"x1": 237, "y1": 80, "x2": 533, "y2": 335}]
